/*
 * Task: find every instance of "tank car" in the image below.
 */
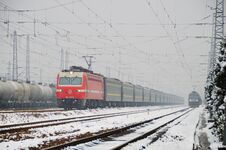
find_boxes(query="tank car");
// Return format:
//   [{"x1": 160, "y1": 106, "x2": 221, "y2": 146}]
[
  {"x1": 0, "y1": 78, "x2": 57, "y2": 109},
  {"x1": 188, "y1": 91, "x2": 202, "y2": 107}
]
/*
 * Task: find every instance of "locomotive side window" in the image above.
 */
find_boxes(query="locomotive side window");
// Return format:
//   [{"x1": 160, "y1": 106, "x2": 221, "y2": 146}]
[
  {"x1": 71, "y1": 77, "x2": 82, "y2": 85},
  {"x1": 59, "y1": 77, "x2": 70, "y2": 85}
]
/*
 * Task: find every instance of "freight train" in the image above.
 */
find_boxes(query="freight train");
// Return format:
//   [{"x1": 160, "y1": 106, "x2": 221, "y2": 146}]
[
  {"x1": 56, "y1": 66, "x2": 184, "y2": 109},
  {"x1": 0, "y1": 79, "x2": 57, "y2": 108},
  {"x1": 188, "y1": 91, "x2": 202, "y2": 107}
]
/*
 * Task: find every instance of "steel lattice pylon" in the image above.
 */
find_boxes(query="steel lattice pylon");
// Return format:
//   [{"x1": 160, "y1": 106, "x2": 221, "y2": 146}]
[
  {"x1": 208, "y1": 0, "x2": 224, "y2": 79},
  {"x1": 213, "y1": 0, "x2": 224, "y2": 64}
]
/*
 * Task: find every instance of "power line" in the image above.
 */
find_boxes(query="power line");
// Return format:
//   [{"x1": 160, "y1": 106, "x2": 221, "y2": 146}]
[
  {"x1": 0, "y1": 0, "x2": 81, "y2": 12},
  {"x1": 146, "y1": 0, "x2": 192, "y2": 80},
  {"x1": 80, "y1": 0, "x2": 151, "y2": 57},
  {"x1": 0, "y1": 20, "x2": 213, "y2": 26}
]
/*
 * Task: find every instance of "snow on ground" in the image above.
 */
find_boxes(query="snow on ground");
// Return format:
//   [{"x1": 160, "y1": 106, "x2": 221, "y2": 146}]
[
  {"x1": 67, "y1": 108, "x2": 191, "y2": 150},
  {"x1": 195, "y1": 108, "x2": 223, "y2": 150},
  {"x1": 122, "y1": 107, "x2": 203, "y2": 150},
  {"x1": 0, "y1": 106, "x2": 187, "y2": 150},
  {"x1": 0, "y1": 106, "x2": 175, "y2": 125}
]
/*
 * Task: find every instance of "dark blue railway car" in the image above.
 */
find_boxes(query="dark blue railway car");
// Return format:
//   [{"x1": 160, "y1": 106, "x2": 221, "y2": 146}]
[{"x1": 188, "y1": 91, "x2": 202, "y2": 107}]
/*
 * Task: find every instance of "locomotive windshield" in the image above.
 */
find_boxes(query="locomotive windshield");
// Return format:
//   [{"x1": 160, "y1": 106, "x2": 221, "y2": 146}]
[
  {"x1": 59, "y1": 77, "x2": 82, "y2": 85},
  {"x1": 71, "y1": 77, "x2": 82, "y2": 85},
  {"x1": 59, "y1": 77, "x2": 70, "y2": 85}
]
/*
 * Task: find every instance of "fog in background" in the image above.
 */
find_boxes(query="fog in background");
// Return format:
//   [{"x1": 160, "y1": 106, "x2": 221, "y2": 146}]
[{"x1": 0, "y1": 0, "x2": 225, "y2": 99}]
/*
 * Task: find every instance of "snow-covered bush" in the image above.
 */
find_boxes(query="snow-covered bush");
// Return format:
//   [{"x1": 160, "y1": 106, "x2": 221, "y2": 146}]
[{"x1": 205, "y1": 38, "x2": 226, "y2": 140}]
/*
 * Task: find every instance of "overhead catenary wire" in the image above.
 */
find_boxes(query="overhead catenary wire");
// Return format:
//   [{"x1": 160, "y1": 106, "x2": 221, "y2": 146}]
[{"x1": 145, "y1": 0, "x2": 192, "y2": 80}]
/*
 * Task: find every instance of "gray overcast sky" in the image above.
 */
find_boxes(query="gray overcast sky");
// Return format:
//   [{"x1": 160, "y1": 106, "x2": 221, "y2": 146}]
[{"x1": 0, "y1": 0, "x2": 224, "y2": 99}]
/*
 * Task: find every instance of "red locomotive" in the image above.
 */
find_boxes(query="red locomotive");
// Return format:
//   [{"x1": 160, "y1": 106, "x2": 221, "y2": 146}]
[{"x1": 56, "y1": 66, "x2": 104, "y2": 109}]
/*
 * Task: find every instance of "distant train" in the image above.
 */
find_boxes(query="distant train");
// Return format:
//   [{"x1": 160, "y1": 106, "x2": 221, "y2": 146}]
[
  {"x1": 0, "y1": 79, "x2": 57, "y2": 108},
  {"x1": 188, "y1": 91, "x2": 202, "y2": 107},
  {"x1": 56, "y1": 66, "x2": 184, "y2": 109}
]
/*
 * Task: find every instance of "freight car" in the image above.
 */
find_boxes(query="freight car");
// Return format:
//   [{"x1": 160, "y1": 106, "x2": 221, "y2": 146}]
[
  {"x1": 0, "y1": 79, "x2": 57, "y2": 108},
  {"x1": 56, "y1": 66, "x2": 184, "y2": 109},
  {"x1": 188, "y1": 91, "x2": 202, "y2": 107}
]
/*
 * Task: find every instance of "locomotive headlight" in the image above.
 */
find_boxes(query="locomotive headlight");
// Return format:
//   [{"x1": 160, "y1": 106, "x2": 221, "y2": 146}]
[
  {"x1": 77, "y1": 89, "x2": 86, "y2": 92},
  {"x1": 56, "y1": 89, "x2": 62, "y2": 92},
  {"x1": 69, "y1": 71, "x2": 73, "y2": 74}
]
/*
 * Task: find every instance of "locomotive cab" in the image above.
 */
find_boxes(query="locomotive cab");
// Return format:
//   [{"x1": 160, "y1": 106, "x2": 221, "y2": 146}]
[
  {"x1": 56, "y1": 71, "x2": 85, "y2": 108},
  {"x1": 56, "y1": 66, "x2": 104, "y2": 109}
]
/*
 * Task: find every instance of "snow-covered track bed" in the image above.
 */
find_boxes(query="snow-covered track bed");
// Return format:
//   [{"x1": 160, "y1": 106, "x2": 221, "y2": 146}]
[
  {"x1": 0, "y1": 106, "x2": 187, "y2": 149},
  {"x1": 0, "y1": 109, "x2": 156, "y2": 134},
  {"x1": 111, "y1": 108, "x2": 193, "y2": 150},
  {"x1": 42, "y1": 107, "x2": 190, "y2": 150}
]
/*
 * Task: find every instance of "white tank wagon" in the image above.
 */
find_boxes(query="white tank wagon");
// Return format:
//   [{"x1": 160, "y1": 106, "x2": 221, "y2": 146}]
[
  {"x1": 38, "y1": 85, "x2": 53, "y2": 101},
  {"x1": 29, "y1": 83, "x2": 42, "y2": 102},
  {"x1": 0, "y1": 81, "x2": 4, "y2": 100},
  {"x1": 0, "y1": 81, "x2": 15, "y2": 101},
  {"x1": 0, "y1": 80, "x2": 57, "y2": 109},
  {"x1": 8, "y1": 81, "x2": 25, "y2": 103},
  {"x1": 49, "y1": 84, "x2": 57, "y2": 104},
  {"x1": 22, "y1": 83, "x2": 31, "y2": 102}
]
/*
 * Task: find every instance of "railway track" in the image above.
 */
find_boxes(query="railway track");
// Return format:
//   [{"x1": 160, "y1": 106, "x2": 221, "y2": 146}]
[
  {"x1": 111, "y1": 108, "x2": 193, "y2": 150},
  {"x1": 40, "y1": 107, "x2": 191, "y2": 150},
  {"x1": 0, "y1": 106, "x2": 178, "y2": 135}
]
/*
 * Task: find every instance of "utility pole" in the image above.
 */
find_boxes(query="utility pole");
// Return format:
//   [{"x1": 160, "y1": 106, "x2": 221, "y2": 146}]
[
  {"x1": 39, "y1": 68, "x2": 42, "y2": 83},
  {"x1": 60, "y1": 48, "x2": 65, "y2": 70},
  {"x1": 82, "y1": 55, "x2": 94, "y2": 70},
  {"x1": 12, "y1": 31, "x2": 18, "y2": 81},
  {"x1": 7, "y1": 61, "x2": 11, "y2": 80},
  {"x1": 26, "y1": 35, "x2": 30, "y2": 83}
]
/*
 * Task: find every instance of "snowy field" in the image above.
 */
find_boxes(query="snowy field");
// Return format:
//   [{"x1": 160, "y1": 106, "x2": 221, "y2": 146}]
[{"x1": 0, "y1": 106, "x2": 186, "y2": 149}]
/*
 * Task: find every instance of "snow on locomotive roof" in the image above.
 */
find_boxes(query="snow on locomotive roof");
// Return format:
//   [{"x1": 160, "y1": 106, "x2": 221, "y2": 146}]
[{"x1": 61, "y1": 66, "x2": 104, "y2": 77}]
